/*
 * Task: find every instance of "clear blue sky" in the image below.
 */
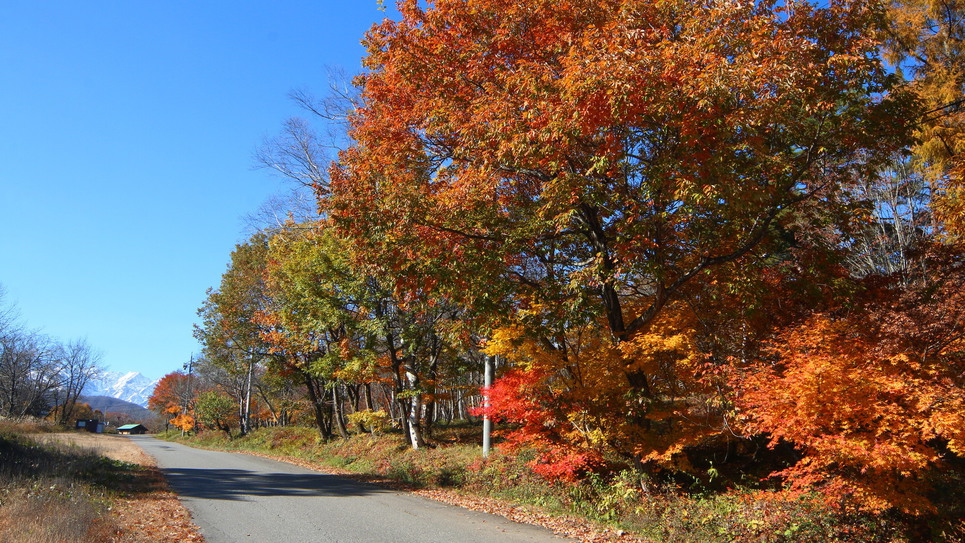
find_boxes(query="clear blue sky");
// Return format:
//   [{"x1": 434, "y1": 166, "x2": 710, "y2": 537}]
[{"x1": 0, "y1": 2, "x2": 395, "y2": 380}]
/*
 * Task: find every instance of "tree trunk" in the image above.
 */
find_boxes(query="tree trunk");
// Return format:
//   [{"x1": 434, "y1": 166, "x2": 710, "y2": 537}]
[
  {"x1": 404, "y1": 359, "x2": 423, "y2": 450},
  {"x1": 238, "y1": 359, "x2": 254, "y2": 436},
  {"x1": 384, "y1": 330, "x2": 413, "y2": 444},
  {"x1": 333, "y1": 384, "x2": 350, "y2": 439},
  {"x1": 346, "y1": 384, "x2": 361, "y2": 413},
  {"x1": 256, "y1": 384, "x2": 280, "y2": 426},
  {"x1": 363, "y1": 382, "x2": 374, "y2": 411},
  {"x1": 423, "y1": 340, "x2": 440, "y2": 438},
  {"x1": 303, "y1": 370, "x2": 331, "y2": 439}
]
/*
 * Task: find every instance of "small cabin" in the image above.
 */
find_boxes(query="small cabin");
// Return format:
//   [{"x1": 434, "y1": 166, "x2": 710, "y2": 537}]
[
  {"x1": 117, "y1": 424, "x2": 148, "y2": 435},
  {"x1": 75, "y1": 419, "x2": 104, "y2": 433}
]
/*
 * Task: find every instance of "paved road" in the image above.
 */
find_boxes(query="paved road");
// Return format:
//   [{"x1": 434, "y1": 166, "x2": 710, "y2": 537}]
[{"x1": 129, "y1": 435, "x2": 571, "y2": 543}]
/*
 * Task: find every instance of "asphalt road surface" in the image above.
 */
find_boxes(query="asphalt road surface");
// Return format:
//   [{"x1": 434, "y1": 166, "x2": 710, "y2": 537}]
[{"x1": 130, "y1": 435, "x2": 572, "y2": 543}]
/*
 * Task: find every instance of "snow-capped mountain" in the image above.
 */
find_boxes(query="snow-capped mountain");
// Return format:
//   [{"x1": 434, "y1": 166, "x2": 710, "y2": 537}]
[{"x1": 83, "y1": 371, "x2": 160, "y2": 408}]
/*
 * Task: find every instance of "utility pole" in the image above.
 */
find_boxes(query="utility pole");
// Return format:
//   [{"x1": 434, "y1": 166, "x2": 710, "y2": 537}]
[
  {"x1": 482, "y1": 354, "x2": 494, "y2": 457},
  {"x1": 181, "y1": 355, "x2": 194, "y2": 437}
]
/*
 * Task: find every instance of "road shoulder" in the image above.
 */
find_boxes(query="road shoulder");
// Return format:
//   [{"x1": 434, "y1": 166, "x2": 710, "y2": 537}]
[{"x1": 38, "y1": 432, "x2": 205, "y2": 542}]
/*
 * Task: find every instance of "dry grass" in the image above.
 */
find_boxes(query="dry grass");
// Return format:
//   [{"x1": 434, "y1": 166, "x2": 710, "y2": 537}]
[
  {"x1": 0, "y1": 489, "x2": 118, "y2": 543},
  {"x1": 0, "y1": 418, "x2": 202, "y2": 543},
  {"x1": 0, "y1": 423, "x2": 122, "y2": 542},
  {"x1": 32, "y1": 432, "x2": 153, "y2": 465}
]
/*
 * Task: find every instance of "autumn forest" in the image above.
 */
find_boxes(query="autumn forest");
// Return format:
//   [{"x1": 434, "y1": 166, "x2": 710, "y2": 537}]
[{"x1": 150, "y1": 0, "x2": 965, "y2": 539}]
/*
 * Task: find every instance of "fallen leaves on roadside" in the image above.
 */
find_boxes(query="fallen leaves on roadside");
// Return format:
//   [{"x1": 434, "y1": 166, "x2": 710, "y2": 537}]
[{"x1": 112, "y1": 488, "x2": 204, "y2": 543}]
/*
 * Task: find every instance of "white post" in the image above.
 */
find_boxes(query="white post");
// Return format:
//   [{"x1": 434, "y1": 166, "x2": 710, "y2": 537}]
[{"x1": 482, "y1": 354, "x2": 494, "y2": 457}]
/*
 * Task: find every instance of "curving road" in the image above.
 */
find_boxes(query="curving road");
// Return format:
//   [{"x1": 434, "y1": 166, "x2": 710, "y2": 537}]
[{"x1": 129, "y1": 435, "x2": 572, "y2": 543}]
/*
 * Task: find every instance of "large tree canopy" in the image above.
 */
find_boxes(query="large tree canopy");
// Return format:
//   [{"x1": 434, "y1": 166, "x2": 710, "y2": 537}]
[
  {"x1": 329, "y1": 0, "x2": 915, "y2": 340},
  {"x1": 319, "y1": 0, "x2": 959, "y2": 511}
]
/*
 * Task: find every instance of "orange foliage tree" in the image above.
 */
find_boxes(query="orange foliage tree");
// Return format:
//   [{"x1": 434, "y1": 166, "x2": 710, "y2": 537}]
[
  {"x1": 735, "y1": 248, "x2": 965, "y2": 513},
  {"x1": 170, "y1": 413, "x2": 196, "y2": 434},
  {"x1": 148, "y1": 371, "x2": 197, "y2": 422},
  {"x1": 327, "y1": 0, "x2": 916, "y2": 471}
]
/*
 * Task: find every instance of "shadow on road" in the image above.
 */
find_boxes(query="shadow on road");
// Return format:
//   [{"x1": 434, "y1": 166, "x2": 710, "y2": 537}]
[{"x1": 161, "y1": 468, "x2": 392, "y2": 501}]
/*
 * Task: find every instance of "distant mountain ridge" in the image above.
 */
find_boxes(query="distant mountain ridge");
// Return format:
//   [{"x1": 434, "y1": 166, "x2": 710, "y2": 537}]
[{"x1": 83, "y1": 371, "x2": 159, "y2": 408}]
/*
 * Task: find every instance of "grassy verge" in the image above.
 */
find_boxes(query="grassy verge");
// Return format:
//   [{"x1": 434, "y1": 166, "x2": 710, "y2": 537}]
[
  {"x1": 162, "y1": 424, "x2": 952, "y2": 542},
  {"x1": 0, "y1": 418, "x2": 160, "y2": 543}
]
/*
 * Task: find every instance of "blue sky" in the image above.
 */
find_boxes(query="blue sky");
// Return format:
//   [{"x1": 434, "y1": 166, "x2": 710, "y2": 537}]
[{"x1": 0, "y1": 2, "x2": 394, "y2": 380}]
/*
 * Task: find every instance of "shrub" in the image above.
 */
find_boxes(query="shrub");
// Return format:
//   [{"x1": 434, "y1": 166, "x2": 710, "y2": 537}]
[{"x1": 346, "y1": 409, "x2": 391, "y2": 435}]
